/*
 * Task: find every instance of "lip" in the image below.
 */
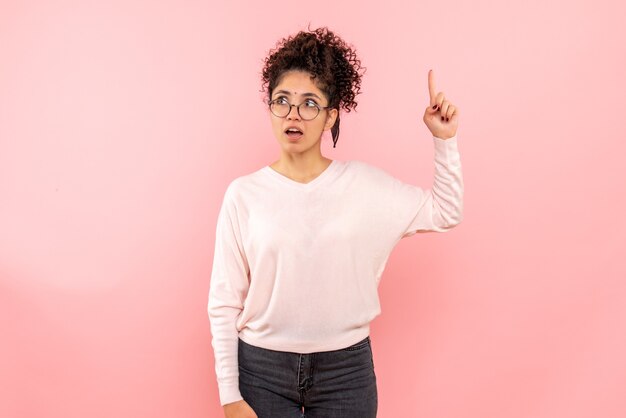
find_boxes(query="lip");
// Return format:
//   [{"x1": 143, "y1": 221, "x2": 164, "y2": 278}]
[
  {"x1": 284, "y1": 131, "x2": 304, "y2": 141},
  {"x1": 284, "y1": 125, "x2": 304, "y2": 134}
]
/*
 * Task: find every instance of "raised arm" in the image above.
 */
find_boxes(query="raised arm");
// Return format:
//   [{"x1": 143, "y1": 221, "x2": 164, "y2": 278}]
[{"x1": 401, "y1": 69, "x2": 463, "y2": 236}]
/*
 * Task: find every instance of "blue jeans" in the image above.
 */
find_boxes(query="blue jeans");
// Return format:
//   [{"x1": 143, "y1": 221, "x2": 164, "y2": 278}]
[{"x1": 238, "y1": 336, "x2": 378, "y2": 418}]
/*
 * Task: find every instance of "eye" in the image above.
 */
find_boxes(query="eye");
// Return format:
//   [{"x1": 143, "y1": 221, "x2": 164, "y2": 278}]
[
  {"x1": 304, "y1": 99, "x2": 318, "y2": 107},
  {"x1": 274, "y1": 97, "x2": 288, "y2": 104}
]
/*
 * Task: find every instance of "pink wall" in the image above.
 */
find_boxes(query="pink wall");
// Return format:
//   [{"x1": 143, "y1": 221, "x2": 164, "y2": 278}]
[{"x1": 1, "y1": 0, "x2": 625, "y2": 417}]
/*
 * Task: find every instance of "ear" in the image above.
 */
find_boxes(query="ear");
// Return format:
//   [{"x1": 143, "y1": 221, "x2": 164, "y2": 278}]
[{"x1": 324, "y1": 108, "x2": 339, "y2": 131}]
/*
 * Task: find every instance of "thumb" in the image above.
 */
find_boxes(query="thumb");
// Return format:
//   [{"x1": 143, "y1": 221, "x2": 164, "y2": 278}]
[{"x1": 426, "y1": 103, "x2": 439, "y2": 115}]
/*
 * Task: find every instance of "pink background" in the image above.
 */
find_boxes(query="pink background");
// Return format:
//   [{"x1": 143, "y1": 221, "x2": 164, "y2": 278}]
[{"x1": 1, "y1": 1, "x2": 625, "y2": 417}]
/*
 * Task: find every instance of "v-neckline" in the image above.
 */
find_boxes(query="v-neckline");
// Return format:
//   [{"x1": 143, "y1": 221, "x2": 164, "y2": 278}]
[{"x1": 263, "y1": 160, "x2": 339, "y2": 190}]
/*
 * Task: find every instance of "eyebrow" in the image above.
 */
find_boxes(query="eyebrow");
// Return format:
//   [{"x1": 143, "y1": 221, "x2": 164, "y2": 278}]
[{"x1": 273, "y1": 89, "x2": 322, "y2": 100}]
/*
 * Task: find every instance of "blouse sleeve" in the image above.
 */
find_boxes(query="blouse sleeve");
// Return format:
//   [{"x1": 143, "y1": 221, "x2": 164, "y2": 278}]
[
  {"x1": 207, "y1": 181, "x2": 250, "y2": 406},
  {"x1": 393, "y1": 134, "x2": 464, "y2": 238}
]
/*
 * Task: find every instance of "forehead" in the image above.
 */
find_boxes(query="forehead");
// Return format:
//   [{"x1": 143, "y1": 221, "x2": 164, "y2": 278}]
[{"x1": 274, "y1": 70, "x2": 323, "y2": 96}]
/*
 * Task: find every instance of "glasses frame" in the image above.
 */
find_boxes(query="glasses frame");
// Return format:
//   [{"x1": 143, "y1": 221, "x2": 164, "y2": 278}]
[{"x1": 268, "y1": 97, "x2": 332, "y2": 121}]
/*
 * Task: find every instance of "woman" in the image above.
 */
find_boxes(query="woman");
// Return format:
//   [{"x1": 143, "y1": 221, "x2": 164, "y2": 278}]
[{"x1": 208, "y1": 25, "x2": 462, "y2": 418}]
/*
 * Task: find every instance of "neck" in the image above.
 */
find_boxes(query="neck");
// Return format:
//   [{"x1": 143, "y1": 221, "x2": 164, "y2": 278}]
[{"x1": 270, "y1": 155, "x2": 333, "y2": 183}]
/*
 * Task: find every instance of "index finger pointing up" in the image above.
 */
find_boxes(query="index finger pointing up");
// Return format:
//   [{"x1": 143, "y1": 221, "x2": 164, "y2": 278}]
[{"x1": 428, "y1": 69, "x2": 436, "y2": 106}]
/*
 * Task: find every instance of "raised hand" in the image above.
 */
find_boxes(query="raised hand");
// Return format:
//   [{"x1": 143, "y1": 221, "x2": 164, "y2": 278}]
[{"x1": 422, "y1": 69, "x2": 459, "y2": 140}]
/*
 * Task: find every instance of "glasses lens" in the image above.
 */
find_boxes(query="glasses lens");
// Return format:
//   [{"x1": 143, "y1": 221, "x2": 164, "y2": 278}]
[
  {"x1": 270, "y1": 100, "x2": 290, "y2": 117},
  {"x1": 299, "y1": 101, "x2": 319, "y2": 120}
]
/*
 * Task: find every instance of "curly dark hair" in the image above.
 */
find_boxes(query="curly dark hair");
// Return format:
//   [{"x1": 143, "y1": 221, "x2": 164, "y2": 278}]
[{"x1": 260, "y1": 24, "x2": 366, "y2": 148}]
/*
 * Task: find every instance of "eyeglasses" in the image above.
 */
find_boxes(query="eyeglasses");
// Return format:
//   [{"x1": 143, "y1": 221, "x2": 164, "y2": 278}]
[{"x1": 268, "y1": 97, "x2": 331, "y2": 121}]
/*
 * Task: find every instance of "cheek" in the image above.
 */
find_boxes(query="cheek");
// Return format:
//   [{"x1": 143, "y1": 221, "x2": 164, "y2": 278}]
[{"x1": 271, "y1": 121, "x2": 283, "y2": 135}]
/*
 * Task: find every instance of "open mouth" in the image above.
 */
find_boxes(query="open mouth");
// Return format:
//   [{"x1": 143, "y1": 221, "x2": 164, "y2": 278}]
[{"x1": 285, "y1": 128, "x2": 303, "y2": 140}]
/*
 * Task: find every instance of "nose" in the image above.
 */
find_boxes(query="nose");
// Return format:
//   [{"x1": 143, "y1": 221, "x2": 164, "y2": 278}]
[{"x1": 286, "y1": 104, "x2": 301, "y2": 120}]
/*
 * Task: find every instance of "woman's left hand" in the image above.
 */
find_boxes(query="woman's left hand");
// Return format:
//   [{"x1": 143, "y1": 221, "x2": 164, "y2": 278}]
[{"x1": 422, "y1": 69, "x2": 459, "y2": 140}]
